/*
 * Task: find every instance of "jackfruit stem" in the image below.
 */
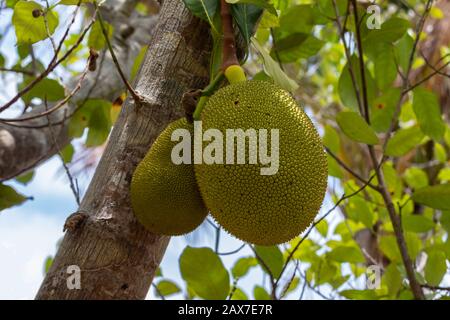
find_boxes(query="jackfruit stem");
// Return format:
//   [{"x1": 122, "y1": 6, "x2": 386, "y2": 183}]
[
  {"x1": 192, "y1": 96, "x2": 209, "y2": 120},
  {"x1": 220, "y1": 0, "x2": 239, "y2": 72}
]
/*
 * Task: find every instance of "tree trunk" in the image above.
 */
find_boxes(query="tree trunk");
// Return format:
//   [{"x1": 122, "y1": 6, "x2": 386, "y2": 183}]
[{"x1": 36, "y1": 0, "x2": 211, "y2": 299}]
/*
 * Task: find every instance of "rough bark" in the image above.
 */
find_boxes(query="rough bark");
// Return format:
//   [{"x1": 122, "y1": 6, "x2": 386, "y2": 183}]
[
  {"x1": 0, "y1": 0, "x2": 156, "y2": 181},
  {"x1": 36, "y1": 0, "x2": 211, "y2": 299}
]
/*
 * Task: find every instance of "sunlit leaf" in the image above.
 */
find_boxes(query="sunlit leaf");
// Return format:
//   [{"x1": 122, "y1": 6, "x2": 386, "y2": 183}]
[
  {"x1": 179, "y1": 246, "x2": 230, "y2": 300},
  {"x1": 12, "y1": 1, "x2": 59, "y2": 44},
  {"x1": 336, "y1": 111, "x2": 379, "y2": 145},
  {"x1": 412, "y1": 184, "x2": 450, "y2": 210}
]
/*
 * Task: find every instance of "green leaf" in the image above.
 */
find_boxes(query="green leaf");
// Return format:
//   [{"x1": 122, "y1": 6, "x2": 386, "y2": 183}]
[
  {"x1": 336, "y1": 111, "x2": 379, "y2": 145},
  {"x1": 385, "y1": 126, "x2": 425, "y2": 157},
  {"x1": 69, "y1": 99, "x2": 112, "y2": 145},
  {"x1": 402, "y1": 215, "x2": 434, "y2": 233},
  {"x1": 346, "y1": 197, "x2": 374, "y2": 229},
  {"x1": 88, "y1": 20, "x2": 113, "y2": 51},
  {"x1": 86, "y1": 100, "x2": 112, "y2": 147},
  {"x1": 253, "y1": 285, "x2": 271, "y2": 300},
  {"x1": 0, "y1": 184, "x2": 28, "y2": 211},
  {"x1": 278, "y1": 5, "x2": 314, "y2": 34},
  {"x1": 338, "y1": 56, "x2": 376, "y2": 111},
  {"x1": 425, "y1": 250, "x2": 447, "y2": 286},
  {"x1": 382, "y1": 264, "x2": 402, "y2": 297},
  {"x1": 322, "y1": 125, "x2": 340, "y2": 153},
  {"x1": 12, "y1": 1, "x2": 59, "y2": 44},
  {"x1": 272, "y1": 33, "x2": 324, "y2": 62},
  {"x1": 412, "y1": 184, "x2": 450, "y2": 210},
  {"x1": 404, "y1": 167, "x2": 429, "y2": 189},
  {"x1": 155, "y1": 280, "x2": 181, "y2": 297},
  {"x1": 434, "y1": 143, "x2": 447, "y2": 163},
  {"x1": 363, "y1": 17, "x2": 409, "y2": 44},
  {"x1": 327, "y1": 245, "x2": 365, "y2": 263},
  {"x1": 373, "y1": 43, "x2": 397, "y2": 90},
  {"x1": 227, "y1": 0, "x2": 276, "y2": 16},
  {"x1": 413, "y1": 88, "x2": 445, "y2": 141},
  {"x1": 395, "y1": 33, "x2": 414, "y2": 73},
  {"x1": 231, "y1": 287, "x2": 248, "y2": 300},
  {"x1": 370, "y1": 88, "x2": 401, "y2": 133},
  {"x1": 315, "y1": 219, "x2": 328, "y2": 238},
  {"x1": 20, "y1": 78, "x2": 65, "y2": 103},
  {"x1": 232, "y1": 257, "x2": 257, "y2": 278},
  {"x1": 232, "y1": 3, "x2": 264, "y2": 44},
  {"x1": 15, "y1": 171, "x2": 35, "y2": 185},
  {"x1": 254, "y1": 245, "x2": 283, "y2": 278},
  {"x1": 251, "y1": 37, "x2": 298, "y2": 92},
  {"x1": 179, "y1": 246, "x2": 230, "y2": 300},
  {"x1": 183, "y1": 0, "x2": 219, "y2": 34},
  {"x1": 60, "y1": 144, "x2": 75, "y2": 163},
  {"x1": 438, "y1": 168, "x2": 450, "y2": 183},
  {"x1": 340, "y1": 289, "x2": 380, "y2": 300},
  {"x1": 327, "y1": 154, "x2": 344, "y2": 178}
]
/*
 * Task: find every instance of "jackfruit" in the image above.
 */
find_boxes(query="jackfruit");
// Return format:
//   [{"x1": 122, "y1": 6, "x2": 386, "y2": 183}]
[
  {"x1": 130, "y1": 118, "x2": 208, "y2": 235},
  {"x1": 194, "y1": 80, "x2": 327, "y2": 245}
]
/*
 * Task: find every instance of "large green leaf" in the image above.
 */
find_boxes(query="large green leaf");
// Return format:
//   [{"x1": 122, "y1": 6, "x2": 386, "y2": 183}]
[
  {"x1": 12, "y1": 1, "x2": 59, "y2": 44},
  {"x1": 179, "y1": 246, "x2": 230, "y2": 300},
  {"x1": 254, "y1": 245, "x2": 283, "y2": 278},
  {"x1": 272, "y1": 33, "x2": 324, "y2": 62},
  {"x1": 402, "y1": 215, "x2": 434, "y2": 233},
  {"x1": 336, "y1": 111, "x2": 379, "y2": 145},
  {"x1": 413, "y1": 88, "x2": 445, "y2": 141},
  {"x1": 425, "y1": 250, "x2": 447, "y2": 286},
  {"x1": 372, "y1": 43, "x2": 397, "y2": 90},
  {"x1": 363, "y1": 17, "x2": 409, "y2": 45},
  {"x1": 183, "y1": 0, "x2": 219, "y2": 34},
  {"x1": 412, "y1": 184, "x2": 450, "y2": 210},
  {"x1": 231, "y1": 3, "x2": 263, "y2": 44},
  {"x1": 0, "y1": 184, "x2": 28, "y2": 211},
  {"x1": 385, "y1": 126, "x2": 425, "y2": 157}
]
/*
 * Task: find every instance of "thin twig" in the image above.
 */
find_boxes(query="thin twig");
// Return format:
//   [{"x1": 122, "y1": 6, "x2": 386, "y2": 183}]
[
  {"x1": 326, "y1": 147, "x2": 380, "y2": 191},
  {"x1": 94, "y1": 1, "x2": 142, "y2": 104}
]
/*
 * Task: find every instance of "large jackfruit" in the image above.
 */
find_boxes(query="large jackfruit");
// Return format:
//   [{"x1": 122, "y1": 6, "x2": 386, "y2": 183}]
[
  {"x1": 194, "y1": 80, "x2": 327, "y2": 245},
  {"x1": 130, "y1": 118, "x2": 208, "y2": 235}
]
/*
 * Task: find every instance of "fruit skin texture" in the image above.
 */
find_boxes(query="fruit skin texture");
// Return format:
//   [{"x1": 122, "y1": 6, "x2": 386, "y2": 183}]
[
  {"x1": 130, "y1": 118, "x2": 208, "y2": 236},
  {"x1": 195, "y1": 80, "x2": 327, "y2": 246}
]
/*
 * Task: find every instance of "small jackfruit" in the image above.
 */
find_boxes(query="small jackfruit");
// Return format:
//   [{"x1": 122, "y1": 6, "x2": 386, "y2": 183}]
[
  {"x1": 130, "y1": 118, "x2": 208, "y2": 235},
  {"x1": 194, "y1": 80, "x2": 327, "y2": 245}
]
